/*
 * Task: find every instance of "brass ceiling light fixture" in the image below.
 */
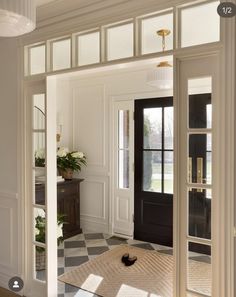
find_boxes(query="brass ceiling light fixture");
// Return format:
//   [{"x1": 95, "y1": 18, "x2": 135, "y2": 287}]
[{"x1": 146, "y1": 29, "x2": 173, "y2": 89}]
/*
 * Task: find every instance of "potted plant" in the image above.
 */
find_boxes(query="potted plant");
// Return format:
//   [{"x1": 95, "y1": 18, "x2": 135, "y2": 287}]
[
  {"x1": 35, "y1": 148, "x2": 46, "y2": 167},
  {"x1": 35, "y1": 210, "x2": 66, "y2": 271},
  {"x1": 34, "y1": 147, "x2": 87, "y2": 180},
  {"x1": 57, "y1": 147, "x2": 87, "y2": 180}
]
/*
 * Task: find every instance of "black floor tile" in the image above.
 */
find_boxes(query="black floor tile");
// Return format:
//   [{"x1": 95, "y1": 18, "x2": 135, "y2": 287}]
[
  {"x1": 58, "y1": 249, "x2": 64, "y2": 257},
  {"x1": 158, "y1": 249, "x2": 173, "y2": 255},
  {"x1": 131, "y1": 243, "x2": 155, "y2": 250},
  {"x1": 189, "y1": 255, "x2": 211, "y2": 264},
  {"x1": 106, "y1": 237, "x2": 127, "y2": 245},
  {"x1": 84, "y1": 233, "x2": 104, "y2": 240},
  {"x1": 58, "y1": 267, "x2": 64, "y2": 276},
  {"x1": 65, "y1": 283, "x2": 79, "y2": 293},
  {"x1": 65, "y1": 255, "x2": 89, "y2": 267},
  {"x1": 87, "y1": 246, "x2": 109, "y2": 255},
  {"x1": 64, "y1": 241, "x2": 86, "y2": 248}
]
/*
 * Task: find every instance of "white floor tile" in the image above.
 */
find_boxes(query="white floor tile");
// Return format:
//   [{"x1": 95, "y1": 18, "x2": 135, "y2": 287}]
[
  {"x1": 85, "y1": 239, "x2": 108, "y2": 247},
  {"x1": 64, "y1": 247, "x2": 88, "y2": 257}
]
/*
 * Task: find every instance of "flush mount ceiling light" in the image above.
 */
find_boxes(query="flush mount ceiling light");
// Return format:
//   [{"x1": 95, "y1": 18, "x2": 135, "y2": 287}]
[
  {"x1": 147, "y1": 29, "x2": 173, "y2": 90},
  {"x1": 0, "y1": 0, "x2": 36, "y2": 37}
]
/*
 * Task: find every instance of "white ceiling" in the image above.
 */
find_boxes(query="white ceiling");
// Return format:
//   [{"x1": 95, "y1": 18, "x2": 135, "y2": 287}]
[{"x1": 36, "y1": 0, "x2": 60, "y2": 7}]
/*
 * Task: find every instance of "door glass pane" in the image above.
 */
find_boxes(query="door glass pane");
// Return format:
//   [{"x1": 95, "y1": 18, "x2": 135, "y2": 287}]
[
  {"x1": 164, "y1": 151, "x2": 173, "y2": 194},
  {"x1": 181, "y1": 1, "x2": 220, "y2": 48},
  {"x1": 119, "y1": 110, "x2": 129, "y2": 149},
  {"x1": 143, "y1": 151, "x2": 161, "y2": 192},
  {"x1": 141, "y1": 13, "x2": 173, "y2": 54},
  {"x1": 143, "y1": 108, "x2": 162, "y2": 149},
  {"x1": 188, "y1": 134, "x2": 212, "y2": 185},
  {"x1": 33, "y1": 94, "x2": 45, "y2": 130},
  {"x1": 188, "y1": 188, "x2": 211, "y2": 240},
  {"x1": 34, "y1": 245, "x2": 46, "y2": 281},
  {"x1": 33, "y1": 132, "x2": 45, "y2": 165},
  {"x1": 107, "y1": 23, "x2": 134, "y2": 61},
  {"x1": 34, "y1": 173, "x2": 46, "y2": 205},
  {"x1": 30, "y1": 44, "x2": 45, "y2": 75},
  {"x1": 119, "y1": 149, "x2": 129, "y2": 189},
  {"x1": 188, "y1": 77, "x2": 212, "y2": 129},
  {"x1": 52, "y1": 38, "x2": 71, "y2": 71},
  {"x1": 77, "y1": 32, "x2": 100, "y2": 66},
  {"x1": 188, "y1": 242, "x2": 211, "y2": 296},
  {"x1": 164, "y1": 106, "x2": 173, "y2": 149},
  {"x1": 34, "y1": 208, "x2": 46, "y2": 244}
]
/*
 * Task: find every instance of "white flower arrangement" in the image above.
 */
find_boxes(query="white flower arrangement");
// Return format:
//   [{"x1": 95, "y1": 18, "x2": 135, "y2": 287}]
[{"x1": 35, "y1": 147, "x2": 87, "y2": 172}]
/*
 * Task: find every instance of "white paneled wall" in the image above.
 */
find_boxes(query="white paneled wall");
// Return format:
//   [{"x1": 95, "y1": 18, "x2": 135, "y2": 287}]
[
  {"x1": 0, "y1": 192, "x2": 19, "y2": 287},
  {"x1": 72, "y1": 84, "x2": 108, "y2": 172},
  {"x1": 71, "y1": 82, "x2": 109, "y2": 232},
  {"x1": 0, "y1": 38, "x2": 20, "y2": 289},
  {"x1": 56, "y1": 65, "x2": 173, "y2": 234}
]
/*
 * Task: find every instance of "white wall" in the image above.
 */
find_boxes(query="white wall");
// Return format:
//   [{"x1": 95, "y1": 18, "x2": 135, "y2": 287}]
[
  {"x1": 56, "y1": 65, "x2": 173, "y2": 233},
  {"x1": 0, "y1": 38, "x2": 21, "y2": 289}
]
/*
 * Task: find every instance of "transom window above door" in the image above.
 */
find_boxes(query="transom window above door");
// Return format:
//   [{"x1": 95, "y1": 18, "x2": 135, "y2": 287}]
[{"x1": 24, "y1": 1, "x2": 220, "y2": 76}]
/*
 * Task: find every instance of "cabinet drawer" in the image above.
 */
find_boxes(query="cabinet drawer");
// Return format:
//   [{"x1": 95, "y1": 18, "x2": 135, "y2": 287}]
[{"x1": 57, "y1": 184, "x2": 77, "y2": 197}]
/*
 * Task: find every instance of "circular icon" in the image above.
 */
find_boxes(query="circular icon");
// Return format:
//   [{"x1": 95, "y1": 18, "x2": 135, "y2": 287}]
[
  {"x1": 8, "y1": 276, "x2": 24, "y2": 292},
  {"x1": 217, "y1": 2, "x2": 236, "y2": 18}
]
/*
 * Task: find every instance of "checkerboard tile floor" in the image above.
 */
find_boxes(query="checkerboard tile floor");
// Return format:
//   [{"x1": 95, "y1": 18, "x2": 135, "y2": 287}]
[{"x1": 57, "y1": 233, "x2": 172, "y2": 297}]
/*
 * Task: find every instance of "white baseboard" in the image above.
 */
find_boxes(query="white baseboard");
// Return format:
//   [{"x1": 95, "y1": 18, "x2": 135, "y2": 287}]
[{"x1": 80, "y1": 218, "x2": 109, "y2": 234}]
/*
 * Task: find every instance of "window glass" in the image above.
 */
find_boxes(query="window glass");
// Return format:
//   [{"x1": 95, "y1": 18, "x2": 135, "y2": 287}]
[
  {"x1": 78, "y1": 32, "x2": 100, "y2": 66},
  {"x1": 52, "y1": 38, "x2": 71, "y2": 71},
  {"x1": 34, "y1": 245, "x2": 46, "y2": 281},
  {"x1": 164, "y1": 106, "x2": 173, "y2": 149},
  {"x1": 188, "y1": 77, "x2": 212, "y2": 129},
  {"x1": 187, "y1": 242, "x2": 211, "y2": 296},
  {"x1": 164, "y1": 151, "x2": 173, "y2": 194},
  {"x1": 30, "y1": 45, "x2": 45, "y2": 75},
  {"x1": 119, "y1": 150, "x2": 129, "y2": 189},
  {"x1": 188, "y1": 134, "x2": 212, "y2": 185},
  {"x1": 33, "y1": 94, "x2": 45, "y2": 130},
  {"x1": 107, "y1": 23, "x2": 134, "y2": 61},
  {"x1": 118, "y1": 110, "x2": 129, "y2": 189},
  {"x1": 188, "y1": 188, "x2": 211, "y2": 240},
  {"x1": 181, "y1": 1, "x2": 220, "y2": 47},
  {"x1": 119, "y1": 110, "x2": 129, "y2": 149},
  {"x1": 143, "y1": 151, "x2": 162, "y2": 192},
  {"x1": 143, "y1": 108, "x2": 162, "y2": 149},
  {"x1": 34, "y1": 208, "x2": 46, "y2": 281},
  {"x1": 141, "y1": 13, "x2": 173, "y2": 54}
]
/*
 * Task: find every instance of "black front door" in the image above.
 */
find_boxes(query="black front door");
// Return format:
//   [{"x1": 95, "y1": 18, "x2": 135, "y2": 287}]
[{"x1": 134, "y1": 97, "x2": 173, "y2": 246}]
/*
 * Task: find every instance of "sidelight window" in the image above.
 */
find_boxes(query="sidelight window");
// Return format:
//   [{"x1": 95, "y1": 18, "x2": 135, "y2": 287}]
[{"x1": 118, "y1": 110, "x2": 130, "y2": 189}]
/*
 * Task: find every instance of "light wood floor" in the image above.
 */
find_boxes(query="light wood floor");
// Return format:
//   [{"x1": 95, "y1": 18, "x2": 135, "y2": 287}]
[{"x1": 0, "y1": 287, "x2": 21, "y2": 297}]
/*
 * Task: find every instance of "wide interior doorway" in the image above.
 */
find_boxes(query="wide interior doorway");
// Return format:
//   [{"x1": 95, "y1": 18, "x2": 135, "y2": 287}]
[{"x1": 24, "y1": 51, "x2": 220, "y2": 297}]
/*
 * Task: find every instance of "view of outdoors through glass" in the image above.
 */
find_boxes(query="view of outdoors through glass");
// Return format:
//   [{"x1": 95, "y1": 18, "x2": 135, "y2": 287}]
[{"x1": 143, "y1": 107, "x2": 173, "y2": 193}]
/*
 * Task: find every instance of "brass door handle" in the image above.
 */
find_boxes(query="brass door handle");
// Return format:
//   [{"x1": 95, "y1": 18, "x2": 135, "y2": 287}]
[
  {"x1": 197, "y1": 157, "x2": 203, "y2": 192},
  {"x1": 188, "y1": 157, "x2": 192, "y2": 183}
]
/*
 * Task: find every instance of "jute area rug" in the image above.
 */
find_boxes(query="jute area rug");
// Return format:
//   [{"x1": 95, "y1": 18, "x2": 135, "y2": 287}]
[{"x1": 58, "y1": 245, "x2": 211, "y2": 297}]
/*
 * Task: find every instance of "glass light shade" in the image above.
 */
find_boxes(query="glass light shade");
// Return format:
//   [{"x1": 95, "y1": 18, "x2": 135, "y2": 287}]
[
  {"x1": 147, "y1": 62, "x2": 173, "y2": 90},
  {"x1": 0, "y1": 0, "x2": 36, "y2": 37}
]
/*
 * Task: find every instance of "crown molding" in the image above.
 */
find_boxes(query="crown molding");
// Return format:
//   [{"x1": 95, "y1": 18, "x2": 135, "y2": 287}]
[{"x1": 20, "y1": 0, "x2": 185, "y2": 45}]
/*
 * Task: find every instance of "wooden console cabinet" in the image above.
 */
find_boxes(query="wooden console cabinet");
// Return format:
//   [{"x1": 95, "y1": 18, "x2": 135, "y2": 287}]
[{"x1": 36, "y1": 178, "x2": 84, "y2": 239}]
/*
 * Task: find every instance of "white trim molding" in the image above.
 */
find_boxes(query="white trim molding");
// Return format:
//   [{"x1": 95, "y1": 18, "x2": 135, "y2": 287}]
[{"x1": 220, "y1": 12, "x2": 236, "y2": 297}]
